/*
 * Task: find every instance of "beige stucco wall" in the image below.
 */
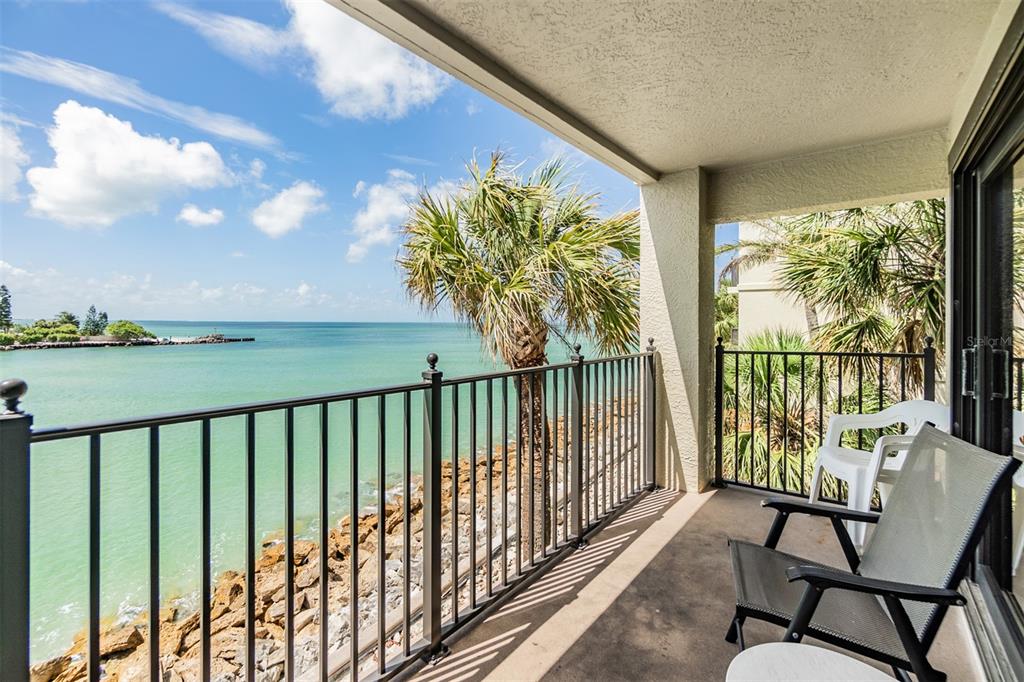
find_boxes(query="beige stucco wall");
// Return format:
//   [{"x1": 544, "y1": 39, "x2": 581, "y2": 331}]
[
  {"x1": 734, "y1": 222, "x2": 813, "y2": 342},
  {"x1": 639, "y1": 169, "x2": 715, "y2": 492}
]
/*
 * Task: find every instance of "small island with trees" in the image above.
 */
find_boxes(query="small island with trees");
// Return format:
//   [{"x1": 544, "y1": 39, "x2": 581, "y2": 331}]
[{"x1": 0, "y1": 286, "x2": 253, "y2": 350}]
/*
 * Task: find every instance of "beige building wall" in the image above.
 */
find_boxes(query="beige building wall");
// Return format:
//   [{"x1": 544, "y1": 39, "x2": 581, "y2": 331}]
[{"x1": 733, "y1": 221, "x2": 814, "y2": 343}]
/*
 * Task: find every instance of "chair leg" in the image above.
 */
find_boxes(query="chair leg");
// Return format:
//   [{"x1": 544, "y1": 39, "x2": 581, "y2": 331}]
[
  {"x1": 808, "y1": 462, "x2": 823, "y2": 503},
  {"x1": 725, "y1": 613, "x2": 745, "y2": 648},
  {"x1": 847, "y1": 471, "x2": 873, "y2": 550},
  {"x1": 1013, "y1": 491, "x2": 1024, "y2": 576},
  {"x1": 891, "y1": 666, "x2": 912, "y2": 682}
]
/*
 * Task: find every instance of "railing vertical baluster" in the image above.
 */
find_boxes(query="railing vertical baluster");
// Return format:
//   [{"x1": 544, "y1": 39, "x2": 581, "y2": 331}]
[
  {"x1": 528, "y1": 373, "x2": 536, "y2": 564},
  {"x1": 148, "y1": 426, "x2": 160, "y2": 680},
  {"x1": 586, "y1": 364, "x2": 594, "y2": 524},
  {"x1": 1017, "y1": 360, "x2": 1023, "y2": 410},
  {"x1": 486, "y1": 378, "x2": 494, "y2": 592},
  {"x1": 469, "y1": 381, "x2": 477, "y2": 608},
  {"x1": 900, "y1": 356, "x2": 907, "y2": 402},
  {"x1": 377, "y1": 396, "x2": 386, "y2": 675},
  {"x1": 201, "y1": 418, "x2": 212, "y2": 682},
  {"x1": 515, "y1": 375, "x2": 523, "y2": 576},
  {"x1": 562, "y1": 367, "x2": 570, "y2": 538},
  {"x1": 284, "y1": 409, "x2": 294, "y2": 681},
  {"x1": 645, "y1": 340, "x2": 656, "y2": 490},
  {"x1": 89, "y1": 433, "x2": 100, "y2": 682},
  {"x1": 0, "y1": 380, "x2": 31, "y2": 682},
  {"x1": 800, "y1": 356, "x2": 806, "y2": 496},
  {"x1": 350, "y1": 399, "x2": 359, "y2": 681},
  {"x1": 246, "y1": 413, "x2": 256, "y2": 679},
  {"x1": 421, "y1": 354, "x2": 445, "y2": 660},
  {"x1": 733, "y1": 352, "x2": 739, "y2": 483},
  {"x1": 570, "y1": 345, "x2": 585, "y2": 545},
  {"x1": 857, "y1": 356, "x2": 864, "y2": 449},
  {"x1": 783, "y1": 353, "x2": 789, "y2": 493},
  {"x1": 540, "y1": 370, "x2": 549, "y2": 557},
  {"x1": 714, "y1": 339, "x2": 724, "y2": 487},
  {"x1": 817, "y1": 356, "x2": 825, "y2": 481},
  {"x1": 923, "y1": 336, "x2": 936, "y2": 401},
  {"x1": 749, "y1": 354, "x2": 755, "y2": 486},
  {"x1": 615, "y1": 360, "x2": 622, "y2": 505},
  {"x1": 552, "y1": 370, "x2": 559, "y2": 547},
  {"x1": 765, "y1": 353, "x2": 772, "y2": 490},
  {"x1": 319, "y1": 404, "x2": 329, "y2": 682},
  {"x1": 501, "y1": 377, "x2": 509, "y2": 587},
  {"x1": 402, "y1": 392, "x2": 411, "y2": 658},
  {"x1": 450, "y1": 386, "x2": 459, "y2": 620},
  {"x1": 601, "y1": 361, "x2": 608, "y2": 515}
]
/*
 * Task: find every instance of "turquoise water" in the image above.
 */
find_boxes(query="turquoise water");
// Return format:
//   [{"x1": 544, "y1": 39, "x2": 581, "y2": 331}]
[{"x1": 0, "y1": 321, "x2": 587, "y2": 661}]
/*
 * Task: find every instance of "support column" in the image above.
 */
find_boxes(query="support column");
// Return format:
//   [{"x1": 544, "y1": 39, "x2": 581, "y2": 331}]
[{"x1": 639, "y1": 168, "x2": 715, "y2": 491}]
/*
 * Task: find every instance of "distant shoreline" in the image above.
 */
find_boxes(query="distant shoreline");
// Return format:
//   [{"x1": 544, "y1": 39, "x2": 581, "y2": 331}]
[{"x1": 0, "y1": 334, "x2": 255, "y2": 351}]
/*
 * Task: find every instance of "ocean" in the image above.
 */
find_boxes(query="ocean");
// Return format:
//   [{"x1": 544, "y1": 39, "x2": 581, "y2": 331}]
[{"x1": 1, "y1": 321, "x2": 590, "y2": 661}]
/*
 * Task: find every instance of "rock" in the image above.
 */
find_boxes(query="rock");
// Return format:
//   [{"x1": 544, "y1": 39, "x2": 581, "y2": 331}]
[
  {"x1": 29, "y1": 656, "x2": 68, "y2": 682},
  {"x1": 100, "y1": 625, "x2": 144, "y2": 657},
  {"x1": 51, "y1": 660, "x2": 86, "y2": 682},
  {"x1": 257, "y1": 543, "x2": 285, "y2": 570}
]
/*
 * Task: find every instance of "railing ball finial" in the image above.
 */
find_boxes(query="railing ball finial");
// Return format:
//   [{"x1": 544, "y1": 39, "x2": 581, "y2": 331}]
[
  {"x1": 925, "y1": 335, "x2": 934, "y2": 348},
  {"x1": 0, "y1": 378, "x2": 27, "y2": 414},
  {"x1": 573, "y1": 343, "x2": 581, "y2": 354},
  {"x1": 426, "y1": 352, "x2": 438, "y2": 370},
  {"x1": 716, "y1": 336, "x2": 723, "y2": 345},
  {"x1": 647, "y1": 337, "x2": 655, "y2": 352}
]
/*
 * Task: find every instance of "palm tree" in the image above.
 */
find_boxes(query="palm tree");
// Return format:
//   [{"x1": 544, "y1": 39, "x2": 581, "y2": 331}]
[
  {"x1": 719, "y1": 200, "x2": 945, "y2": 357},
  {"x1": 399, "y1": 151, "x2": 640, "y2": 546},
  {"x1": 399, "y1": 151, "x2": 640, "y2": 368}
]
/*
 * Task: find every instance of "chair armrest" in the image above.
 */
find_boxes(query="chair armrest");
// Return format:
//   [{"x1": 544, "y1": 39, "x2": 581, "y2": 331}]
[
  {"x1": 824, "y1": 412, "x2": 899, "y2": 447},
  {"x1": 762, "y1": 497, "x2": 880, "y2": 524},
  {"x1": 785, "y1": 565, "x2": 965, "y2": 606},
  {"x1": 875, "y1": 434, "x2": 916, "y2": 458}
]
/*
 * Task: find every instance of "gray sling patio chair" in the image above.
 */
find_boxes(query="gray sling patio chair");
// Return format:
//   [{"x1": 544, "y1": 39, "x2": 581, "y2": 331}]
[{"x1": 725, "y1": 424, "x2": 1017, "y2": 682}]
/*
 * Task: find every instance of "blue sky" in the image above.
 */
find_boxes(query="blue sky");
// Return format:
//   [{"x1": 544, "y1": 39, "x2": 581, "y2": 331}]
[{"x1": 0, "y1": 0, "x2": 734, "y2": 322}]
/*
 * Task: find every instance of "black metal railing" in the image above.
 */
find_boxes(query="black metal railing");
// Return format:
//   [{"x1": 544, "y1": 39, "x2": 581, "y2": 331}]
[
  {"x1": 713, "y1": 337, "x2": 936, "y2": 500},
  {"x1": 0, "y1": 341, "x2": 657, "y2": 681}
]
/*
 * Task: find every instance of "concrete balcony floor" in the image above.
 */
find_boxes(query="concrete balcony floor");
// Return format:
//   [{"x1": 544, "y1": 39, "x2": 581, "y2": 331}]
[{"x1": 410, "y1": 487, "x2": 982, "y2": 681}]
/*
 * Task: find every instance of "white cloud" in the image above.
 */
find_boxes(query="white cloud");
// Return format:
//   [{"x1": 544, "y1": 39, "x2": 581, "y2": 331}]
[
  {"x1": 466, "y1": 100, "x2": 481, "y2": 116},
  {"x1": 157, "y1": 1, "x2": 448, "y2": 120},
  {"x1": 1, "y1": 124, "x2": 30, "y2": 201},
  {"x1": 26, "y1": 101, "x2": 232, "y2": 227},
  {"x1": 177, "y1": 203, "x2": 224, "y2": 227},
  {"x1": 251, "y1": 180, "x2": 326, "y2": 238},
  {"x1": 347, "y1": 169, "x2": 418, "y2": 263},
  {"x1": 229, "y1": 250, "x2": 246, "y2": 258},
  {"x1": 285, "y1": 280, "x2": 332, "y2": 306},
  {"x1": 286, "y1": 0, "x2": 448, "y2": 119},
  {"x1": 346, "y1": 169, "x2": 460, "y2": 263},
  {"x1": 153, "y1": 2, "x2": 293, "y2": 69},
  {"x1": 383, "y1": 153, "x2": 435, "y2": 167},
  {"x1": 248, "y1": 158, "x2": 265, "y2": 181},
  {"x1": 0, "y1": 48, "x2": 279, "y2": 150}
]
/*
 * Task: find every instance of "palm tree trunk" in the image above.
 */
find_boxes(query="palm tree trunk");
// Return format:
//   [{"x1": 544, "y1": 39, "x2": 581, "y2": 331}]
[
  {"x1": 803, "y1": 300, "x2": 819, "y2": 336},
  {"x1": 507, "y1": 325, "x2": 551, "y2": 558}
]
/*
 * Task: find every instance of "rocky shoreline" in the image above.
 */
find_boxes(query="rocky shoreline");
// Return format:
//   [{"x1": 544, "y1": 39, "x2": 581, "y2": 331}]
[
  {"x1": 31, "y1": 442, "x2": 563, "y2": 682},
  {"x1": 30, "y1": 400, "x2": 634, "y2": 682}
]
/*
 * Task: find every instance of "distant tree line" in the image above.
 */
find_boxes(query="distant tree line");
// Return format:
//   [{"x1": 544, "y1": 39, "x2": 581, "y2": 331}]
[{"x1": 0, "y1": 286, "x2": 153, "y2": 345}]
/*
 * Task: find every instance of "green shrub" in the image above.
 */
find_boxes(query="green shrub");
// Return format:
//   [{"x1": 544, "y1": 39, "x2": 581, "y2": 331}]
[
  {"x1": 46, "y1": 332, "x2": 81, "y2": 343},
  {"x1": 0, "y1": 333, "x2": 15, "y2": 346},
  {"x1": 16, "y1": 329, "x2": 46, "y2": 344},
  {"x1": 105, "y1": 320, "x2": 154, "y2": 341}
]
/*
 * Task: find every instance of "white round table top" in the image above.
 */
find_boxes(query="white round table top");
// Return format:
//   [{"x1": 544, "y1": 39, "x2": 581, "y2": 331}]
[{"x1": 726, "y1": 643, "x2": 892, "y2": 681}]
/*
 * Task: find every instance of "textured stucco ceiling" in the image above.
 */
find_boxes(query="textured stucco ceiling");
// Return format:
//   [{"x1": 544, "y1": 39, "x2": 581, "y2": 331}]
[{"x1": 400, "y1": 0, "x2": 1001, "y2": 174}]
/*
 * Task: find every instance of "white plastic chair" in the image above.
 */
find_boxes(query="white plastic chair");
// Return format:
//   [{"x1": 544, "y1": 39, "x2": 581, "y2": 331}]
[{"x1": 809, "y1": 399, "x2": 949, "y2": 549}]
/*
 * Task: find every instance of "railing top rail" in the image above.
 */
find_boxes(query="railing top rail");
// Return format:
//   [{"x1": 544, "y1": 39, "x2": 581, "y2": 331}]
[
  {"x1": 721, "y1": 348, "x2": 926, "y2": 359},
  {"x1": 30, "y1": 381, "x2": 429, "y2": 442},
  {"x1": 581, "y1": 351, "x2": 653, "y2": 366},
  {"x1": 441, "y1": 361, "x2": 576, "y2": 386}
]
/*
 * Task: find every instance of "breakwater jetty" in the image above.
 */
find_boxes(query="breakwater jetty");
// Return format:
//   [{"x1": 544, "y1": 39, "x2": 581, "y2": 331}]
[{"x1": 0, "y1": 333, "x2": 255, "y2": 351}]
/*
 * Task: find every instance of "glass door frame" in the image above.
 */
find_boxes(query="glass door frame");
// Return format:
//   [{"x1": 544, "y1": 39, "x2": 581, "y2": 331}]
[{"x1": 949, "y1": 6, "x2": 1024, "y2": 671}]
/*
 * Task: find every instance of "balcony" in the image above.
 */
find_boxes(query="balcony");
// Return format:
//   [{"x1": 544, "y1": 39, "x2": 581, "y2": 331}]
[{"x1": 409, "y1": 487, "x2": 979, "y2": 682}]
